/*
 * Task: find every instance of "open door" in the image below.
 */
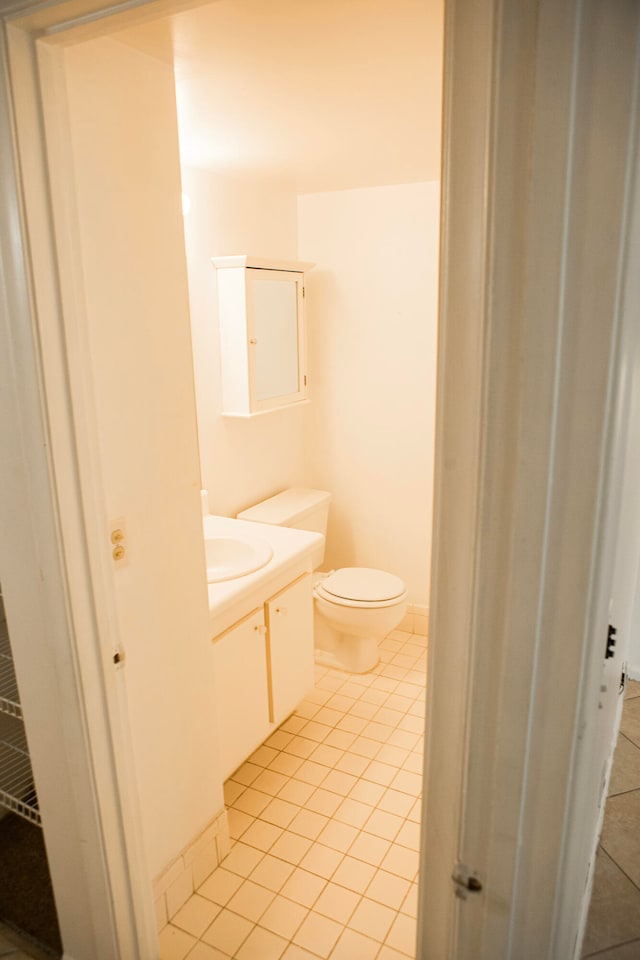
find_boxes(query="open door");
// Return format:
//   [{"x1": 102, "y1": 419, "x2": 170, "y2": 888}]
[{"x1": 419, "y1": 1, "x2": 640, "y2": 958}]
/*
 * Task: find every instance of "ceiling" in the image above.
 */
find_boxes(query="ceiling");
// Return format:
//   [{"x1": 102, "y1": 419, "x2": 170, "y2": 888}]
[{"x1": 115, "y1": 0, "x2": 443, "y2": 193}]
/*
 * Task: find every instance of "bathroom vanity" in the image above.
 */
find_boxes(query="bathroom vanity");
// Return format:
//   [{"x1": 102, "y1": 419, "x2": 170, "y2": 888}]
[
  {"x1": 204, "y1": 514, "x2": 322, "y2": 781},
  {"x1": 211, "y1": 256, "x2": 313, "y2": 417}
]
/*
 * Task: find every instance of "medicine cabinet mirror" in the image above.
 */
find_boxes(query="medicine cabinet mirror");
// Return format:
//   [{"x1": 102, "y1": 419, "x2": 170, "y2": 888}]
[{"x1": 212, "y1": 256, "x2": 314, "y2": 417}]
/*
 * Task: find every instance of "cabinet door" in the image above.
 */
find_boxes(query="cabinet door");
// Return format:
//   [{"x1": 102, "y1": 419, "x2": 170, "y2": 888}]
[
  {"x1": 212, "y1": 607, "x2": 270, "y2": 781},
  {"x1": 247, "y1": 269, "x2": 306, "y2": 412},
  {"x1": 265, "y1": 574, "x2": 314, "y2": 726}
]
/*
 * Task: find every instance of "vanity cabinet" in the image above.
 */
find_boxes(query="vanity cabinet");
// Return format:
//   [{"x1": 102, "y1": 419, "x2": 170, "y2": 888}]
[
  {"x1": 265, "y1": 575, "x2": 314, "y2": 727},
  {"x1": 211, "y1": 573, "x2": 313, "y2": 780},
  {"x1": 211, "y1": 256, "x2": 314, "y2": 417}
]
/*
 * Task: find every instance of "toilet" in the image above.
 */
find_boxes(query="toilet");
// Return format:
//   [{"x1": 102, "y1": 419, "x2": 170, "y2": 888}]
[{"x1": 237, "y1": 488, "x2": 408, "y2": 673}]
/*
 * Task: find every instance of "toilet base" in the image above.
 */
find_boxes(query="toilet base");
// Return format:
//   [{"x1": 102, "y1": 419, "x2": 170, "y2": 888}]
[{"x1": 314, "y1": 626, "x2": 379, "y2": 673}]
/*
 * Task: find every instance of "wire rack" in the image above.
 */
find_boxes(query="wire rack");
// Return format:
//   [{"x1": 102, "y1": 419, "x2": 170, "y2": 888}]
[
  {"x1": 0, "y1": 725, "x2": 41, "y2": 825},
  {"x1": 0, "y1": 625, "x2": 22, "y2": 720}
]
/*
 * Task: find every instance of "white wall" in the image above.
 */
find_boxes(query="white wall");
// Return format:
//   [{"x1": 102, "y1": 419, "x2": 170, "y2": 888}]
[
  {"x1": 298, "y1": 183, "x2": 439, "y2": 604},
  {"x1": 64, "y1": 38, "x2": 223, "y2": 880},
  {"x1": 181, "y1": 166, "x2": 306, "y2": 517}
]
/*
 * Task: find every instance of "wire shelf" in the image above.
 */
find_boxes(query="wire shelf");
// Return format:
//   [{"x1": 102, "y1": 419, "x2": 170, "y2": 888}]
[
  {"x1": 0, "y1": 726, "x2": 41, "y2": 826},
  {"x1": 0, "y1": 628, "x2": 22, "y2": 720}
]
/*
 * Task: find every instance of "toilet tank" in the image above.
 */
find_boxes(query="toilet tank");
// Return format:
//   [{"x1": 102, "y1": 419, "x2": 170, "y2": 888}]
[{"x1": 237, "y1": 488, "x2": 331, "y2": 567}]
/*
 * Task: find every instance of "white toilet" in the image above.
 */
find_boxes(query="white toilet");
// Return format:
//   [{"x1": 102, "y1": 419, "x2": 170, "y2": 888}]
[{"x1": 237, "y1": 488, "x2": 408, "y2": 673}]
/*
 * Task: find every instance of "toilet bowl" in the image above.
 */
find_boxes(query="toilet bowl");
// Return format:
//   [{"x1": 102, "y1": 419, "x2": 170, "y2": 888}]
[
  {"x1": 313, "y1": 567, "x2": 408, "y2": 673},
  {"x1": 237, "y1": 488, "x2": 408, "y2": 673}
]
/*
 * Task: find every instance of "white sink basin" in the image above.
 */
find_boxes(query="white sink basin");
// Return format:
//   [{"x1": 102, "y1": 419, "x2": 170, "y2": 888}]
[{"x1": 205, "y1": 536, "x2": 273, "y2": 583}]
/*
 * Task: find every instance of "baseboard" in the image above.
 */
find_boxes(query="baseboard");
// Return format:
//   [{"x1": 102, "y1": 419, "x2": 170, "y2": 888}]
[
  {"x1": 152, "y1": 807, "x2": 230, "y2": 933},
  {"x1": 398, "y1": 603, "x2": 429, "y2": 637}
]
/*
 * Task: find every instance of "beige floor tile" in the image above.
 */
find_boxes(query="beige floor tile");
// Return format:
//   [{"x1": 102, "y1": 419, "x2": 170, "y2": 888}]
[
  {"x1": 284, "y1": 736, "x2": 318, "y2": 760},
  {"x1": 335, "y1": 752, "x2": 370, "y2": 777},
  {"x1": 408, "y1": 799, "x2": 422, "y2": 823},
  {"x1": 624, "y1": 679, "x2": 640, "y2": 699},
  {"x1": 313, "y1": 881, "x2": 360, "y2": 924},
  {"x1": 295, "y1": 700, "x2": 322, "y2": 720},
  {"x1": 365, "y1": 869, "x2": 410, "y2": 910},
  {"x1": 158, "y1": 925, "x2": 197, "y2": 960},
  {"x1": 395, "y1": 819, "x2": 421, "y2": 851},
  {"x1": 280, "y1": 867, "x2": 327, "y2": 907},
  {"x1": 258, "y1": 894, "x2": 308, "y2": 939},
  {"x1": 300, "y1": 720, "x2": 333, "y2": 743},
  {"x1": 268, "y1": 753, "x2": 305, "y2": 777},
  {"x1": 295, "y1": 759, "x2": 330, "y2": 786},
  {"x1": 201, "y1": 909, "x2": 253, "y2": 955},
  {"x1": 363, "y1": 808, "x2": 404, "y2": 841},
  {"x1": 269, "y1": 830, "x2": 314, "y2": 865},
  {"x1": 377, "y1": 788, "x2": 415, "y2": 818},
  {"x1": 288, "y1": 808, "x2": 329, "y2": 840},
  {"x1": 351, "y1": 737, "x2": 383, "y2": 760},
  {"x1": 401, "y1": 882, "x2": 419, "y2": 918},
  {"x1": 198, "y1": 867, "x2": 243, "y2": 906},
  {"x1": 582, "y1": 848, "x2": 640, "y2": 955},
  {"x1": 241, "y1": 819, "x2": 284, "y2": 853},
  {"x1": 375, "y1": 745, "x2": 411, "y2": 768},
  {"x1": 261, "y1": 797, "x2": 301, "y2": 828},
  {"x1": 321, "y1": 769, "x2": 358, "y2": 796},
  {"x1": 349, "y1": 700, "x2": 379, "y2": 721},
  {"x1": 391, "y1": 770, "x2": 423, "y2": 796},
  {"x1": 348, "y1": 831, "x2": 392, "y2": 867},
  {"x1": 334, "y1": 797, "x2": 373, "y2": 829},
  {"x1": 249, "y1": 745, "x2": 279, "y2": 768},
  {"x1": 298, "y1": 842, "x2": 344, "y2": 879},
  {"x1": 252, "y1": 769, "x2": 290, "y2": 797},
  {"x1": 314, "y1": 707, "x2": 347, "y2": 728},
  {"x1": 231, "y1": 762, "x2": 263, "y2": 787},
  {"x1": 233, "y1": 788, "x2": 272, "y2": 817},
  {"x1": 377, "y1": 945, "x2": 413, "y2": 960},
  {"x1": 348, "y1": 779, "x2": 387, "y2": 806},
  {"x1": 171, "y1": 893, "x2": 221, "y2": 937},
  {"x1": 362, "y1": 760, "x2": 397, "y2": 787},
  {"x1": 220, "y1": 842, "x2": 264, "y2": 878},
  {"x1": 248, "y1": 853, "x2": 295, "y2": 892},
  {"x1": 292, "y1": 910, "x2": 343, "y2": 958},
  {"x1": 385, "y1": 913, "x2": 418, "y2": 956},
  {"x1": 235, "y1": 925, "x2": 288, "y2": 960},
  {"x1": 265, "y1": 730, "x2": 294, "y2": 750},
  {"x1": 186, "y1": 942, "x2": 230, "y2": 960},
  {"x1": 330, "y1": 928, "x2": 380, "y2": 959},
  {"x1": 381, "y1": 844, "x2": 420, "y2": 881},
  {"x1": 223, "y1": 780, "x2": 245, "y2": 806},
  {"x1": 619, "y1": 698, "x2": 640, "y2": 748},
  {"x1": 364, "y1": 721, "x2": 395, "y2": 743},
  {"x1": 324, "y1": 728, "x2": 357, "y2": 750},
  {"x1": 226, "y1": 878, "x2": 275, "y2": 922},
  {"x1": 337, "y1": 715, "x2": 368, "y2": 735},
  {"x1": 281, "y1": 715, "x2": 307, "y2": 735},
  {"x1": 387, "y1": 729, "x2": 421, "y2": 751},
  {"x1": 332, "y1": 855, "x2": 377, "y2": 894},
  {"x1": 600, "y1": 790, "x2": 640, "y2": 886},
  {"x1": 609, "y1": 735, "x2": 640, "y2": 796},
  {"x1": 350, "y1": 896, "x2": 396, "y2": 942},
  {"x1": 317, "y1": 819, "x2": 359, "y2": 852},
  {"x1": 277, "y1": 779, "x2": 316, "y2": 806},
  {"x1": 227, "y1": 808, "x2": 255, "y2": 840},
  {"x1": 305, "y1": 787, "x2": 343, "y2": 817},
  {"x1": 402, "y1": 753, "x2": 424, "y2": 775}
]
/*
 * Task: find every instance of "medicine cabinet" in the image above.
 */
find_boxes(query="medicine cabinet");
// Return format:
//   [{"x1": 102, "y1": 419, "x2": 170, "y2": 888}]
[{"x1": 212, "y1": 256, "x2": 314, "y2": 417}]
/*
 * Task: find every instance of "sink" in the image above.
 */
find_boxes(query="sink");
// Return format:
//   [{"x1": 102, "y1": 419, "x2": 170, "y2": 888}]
[{"x1": 205, "y1": 536, "x2": 273, "y2": 583}]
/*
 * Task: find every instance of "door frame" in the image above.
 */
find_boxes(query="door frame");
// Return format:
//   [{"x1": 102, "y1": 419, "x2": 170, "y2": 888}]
[
  {"x1": 1, "y1": 0, "x2": 639, "y2": 958},
  {"x1": 421, "y1": 2, "x2": 640, "y2": 958}
]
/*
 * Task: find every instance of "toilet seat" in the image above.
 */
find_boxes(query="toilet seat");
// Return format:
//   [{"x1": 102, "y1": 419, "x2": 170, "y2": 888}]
[{"x1": 315, "y1": 567, "x2": 407, "y2": 609}]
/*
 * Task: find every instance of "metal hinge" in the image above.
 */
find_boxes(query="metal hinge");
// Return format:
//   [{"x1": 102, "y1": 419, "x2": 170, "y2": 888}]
[
  {"x1": 302, "y1": 286, "x2": 305, "y2": 298},
  {"x1": 605, "y1": 623, "x2": 617, "y2": 660},
  {"x1": 620, "y1": 662, "x2": 628, "y2": 695},
  {"x1": 304, "y1": 375, "x2": 307, "y2": 386},
  {"x1": 452, "y1": 862, "x2": 483, "y2": 899}
]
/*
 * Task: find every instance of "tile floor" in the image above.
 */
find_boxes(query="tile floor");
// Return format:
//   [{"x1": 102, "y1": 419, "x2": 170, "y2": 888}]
[
  {"x1": 159, "y1": 628, "x2": 427, "y2": 960},
  {"x1": 582, "y1": 678, "x2": 640, "y2": 959},
  {"x1": 0, "y1": 924, "x2": 47, "y2": 960}
]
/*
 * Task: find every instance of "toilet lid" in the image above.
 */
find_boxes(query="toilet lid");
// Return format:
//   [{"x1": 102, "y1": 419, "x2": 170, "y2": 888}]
[{"x1": 321, "y1": 567, "x2": 406, "y2": 603}]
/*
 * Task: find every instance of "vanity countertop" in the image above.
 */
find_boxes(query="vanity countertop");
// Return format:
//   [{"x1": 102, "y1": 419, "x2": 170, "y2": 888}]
[{"x1": 203, "y1": 514, "x2": 323, "y2": 633}]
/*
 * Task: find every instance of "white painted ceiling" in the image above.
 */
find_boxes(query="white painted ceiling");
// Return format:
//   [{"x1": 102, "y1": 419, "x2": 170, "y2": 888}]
[{"x1": 115, "y1": 0, "x2": 443, "y2": 193}]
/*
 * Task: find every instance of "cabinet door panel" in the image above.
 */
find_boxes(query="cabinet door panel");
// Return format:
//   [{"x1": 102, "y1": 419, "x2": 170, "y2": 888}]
[
  {"x1": 212, "y1": 608, "x2": 269, "y2": 781},
  {"x1": 266, "y1": 575, "x2": 314, "y2": 726}
]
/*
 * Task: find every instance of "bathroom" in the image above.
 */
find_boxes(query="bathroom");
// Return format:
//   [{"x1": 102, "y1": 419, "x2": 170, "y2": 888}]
[{"x1": 0, "y1": 0, "x2": 440, "y2": 956}]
